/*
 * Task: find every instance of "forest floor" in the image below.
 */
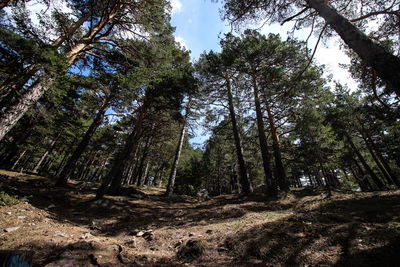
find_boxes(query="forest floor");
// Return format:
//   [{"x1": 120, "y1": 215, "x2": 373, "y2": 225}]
[{"x1": 1, "y1": 170, "x2": 400, "y2": 266}]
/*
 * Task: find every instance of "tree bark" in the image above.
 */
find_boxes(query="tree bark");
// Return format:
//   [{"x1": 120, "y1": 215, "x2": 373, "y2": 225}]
[
  {"x1": 11, "y1": 148, "x2": 27, "y2": 170},
  {"x1": 358, "y1": 120, "x2": 400, "y2": 188},
  {"x1": 33, "y1": 131, "x2": 61, "y2": 172},
  {"x1": 251, "y1": 73, "x2": 276, "y2": 196},
  {"x1": 345, "y1": 133, "x2": 384, "y2": 190},
  {"x1": 137, "y1": 131, "x2": 154, "y2": 186},
  {"x1": 165, "y1": 99, "x2": 191, "y2": 196},
  {"x1": 351, "y1": 156, "x2": 373, "y2": 191},
  {"x1": 97, "y1": 95, "x2": 152, "y2": 199},
  {"x1": 56, "y1": 94, "x2": 113, "y2": 185},
  {"x1": 307, "y1": 0, "x2": 400, "y2": 96},
  {"x1": 143, "y1": 159, "x2": 151, "y2": 185},
  {"x1": 265, "y1": 101, "x2": 289, "y2": 191},
  {"x1": 226, "y1": 75, "x2": 253, "y2": 194},
  {"x1": 0, "y1": 77, "x2": 55, "y2": 141}
]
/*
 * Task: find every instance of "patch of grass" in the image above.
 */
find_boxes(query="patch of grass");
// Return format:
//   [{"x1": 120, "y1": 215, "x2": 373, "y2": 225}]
[{"x1": 0, "y1": 191, "x2": 21, "y2": 206}]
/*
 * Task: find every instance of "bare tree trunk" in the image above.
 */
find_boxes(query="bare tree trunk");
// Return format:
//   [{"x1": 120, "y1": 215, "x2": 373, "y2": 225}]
[
  {"x1": 351, "y1": 156, "x2": 373, "y2": 191},
  {"x1": 97, "y1": 95, "x2": 152, "y2": 199},
  {"x1": 11, "y1": 148, "x2": 27, "y2": 170},
  {"x1": 307, "y1": 0, "x2": 400, "y2": 96},
  {"x1": 33, "y1": 132, "x2": 61, "y2": 172},
  {"x1": 251, "y1": 73, "x2": 276, "y2": 196},
  {"x1": 345, "y1": 133, "x2": 384, "y2": 190},
  {"x1": 143, "y1": 159, "x2": 151, "y2": 185},
  {"x1": 265, "y1": 101, "x2": 288, "y2": 191},
  {"x1": 226, "y1": 75, "x2": 253, "y2": 194},
  {"x1": 166, "y1": 99, "x2": 191, "y2": 196},
  {"x1": 357, "y1": 120, "x2": 400, "y2": 187},
  {"x1": 56, "y1": 94, "x2": 112, "y2": 185},
  {"x1": 137, "y1": 132, "x2": 154, "y2": 186},
  {"x1": 0, "y1": 77, "x2": 55, "y2": 141}
]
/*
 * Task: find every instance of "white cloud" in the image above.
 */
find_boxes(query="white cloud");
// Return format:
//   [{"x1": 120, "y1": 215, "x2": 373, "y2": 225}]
[
  {"x1": 188, "y1": 18, "x2": 193, "y2": 24},
  {"x1": 175, "y1": 36, "x2": 188, "y2": 49},
  {"x1": 171, "y1": 0, "x2": 183, "y2": 15}
]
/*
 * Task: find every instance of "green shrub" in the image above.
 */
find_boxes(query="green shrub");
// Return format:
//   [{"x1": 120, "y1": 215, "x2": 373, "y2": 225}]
[{"x1": 0, "y1": 191, "x2": 21, "y2": 206}]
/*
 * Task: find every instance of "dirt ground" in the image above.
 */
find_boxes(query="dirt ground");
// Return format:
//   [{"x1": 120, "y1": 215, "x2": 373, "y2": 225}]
[{"x1": 1, "y1": 170, "x2": 400, "y2": 266}]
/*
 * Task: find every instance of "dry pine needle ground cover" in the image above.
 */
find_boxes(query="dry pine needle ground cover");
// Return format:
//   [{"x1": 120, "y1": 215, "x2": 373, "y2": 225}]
[{"x1": 1, "y1": 169, "x2": 400, "y2": 266}]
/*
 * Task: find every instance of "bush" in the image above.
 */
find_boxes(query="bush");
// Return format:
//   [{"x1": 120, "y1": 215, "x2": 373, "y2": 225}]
[{"x1": 0, "y1": 191, "x2": 21, "y2": 206}]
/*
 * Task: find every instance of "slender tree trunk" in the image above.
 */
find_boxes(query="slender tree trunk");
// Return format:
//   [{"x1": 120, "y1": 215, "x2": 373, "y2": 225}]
[
  {"x1": 56, "y1": 94, "x2": 112, "y2": 185},
  {"x1": 345, "y1": 133, "x2": 384, "y2": 190},
  {"x1": 97, "y1": 95, "x2": 152, "y2": 199},
  {"x1": 81, "y1": 151, "x2": 98, "y2": 180},
  {"x1": 348, "y1": 165, "x2": 366, "y2": 191},
  {"x1": 11, "y1": 149, "x2": 27, "y2": 170},
  {"x1": 307, "y1": 0, "x2": 400, "y2": 96},
  {"x1": 251, "y1": 73, "x2": 276, "y2": 196},
  {"x1": 225, "y1": 76, "x2": 253, "y2": 194},
  {"x1": 318, "y1": 160, "x2": 332, "y2": 197},
  {"x1": 55, "y1": 148, "x2": 71, "y2": 177},
  {"x1": 33, "y1": 132, "x2": 61, "y2": 172},
  {"x1": 358, "y1": 121, "x2": 400, "y2": 187},
  {"x1": 0, "y1": 77, "x2": 56, "y2": 141},
  {"x1": 137, "y1": 132, "x2": 154, "y2": 186},
  {"x1": 360, "y1": 131, "x2": 395, "y2": 186},
  {"x1": 166, "y1": 99, "x2": 191, "y2": 196},
  {"x1": 265, "y1": 101, "x2": 288, "y2": 191},
  {"x1": 351, "y1": 157, "x2": 373, "y2": 191},
  {"x1": 143, "y1": 159, "x2": 151, "y2": 185}
]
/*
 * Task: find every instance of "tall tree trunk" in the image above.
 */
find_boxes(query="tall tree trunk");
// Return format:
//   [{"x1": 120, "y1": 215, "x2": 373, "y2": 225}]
[
  {"x1": 226, "y1": 75, "x2": 253, "y2": 194},
  {"x1": 137, "y1": 131, "x2": 154, "y2": 186},
  {"x1": 345, "y1": 133, "x2": 384, "y2": 190},
  {"x1": 251, "y1": 73, "x2": 276, "y2": 196},
  {"x1": 33, "y1": 131, "x2": 61, "y2": 172},
  {"x1": 56, "y1": 94, "x2": 112, "y2": 185},
  {"x1": 348, "y1": 165, "x2": 366, "y2": 191},
  {"x1": 351, "y1": 156, "x2": 373, "y2": 191},
  {"x1": 166, "y1": 99, "x2": 191, "y2": 196},
  {"x1": 307, "y1": 0, "x2": 400, "y2": 96},
  {"x1": 143, "y1": 159, "x2": 151, "y2": 186},
  {"x1": 265, "y1": 101, "x2": 289, "y2": 191},
  {"x1": 90, "y1": 153, "x2": 110, "y2": 182},
  {"x1": 358, "y1": 120, "x2": 400, "y2": 187},
  {"x1": 360, "y1": 131, "x2": 395, "y2": 186},
  {"x1": 97, "y1": 95, "x2": 152, "y2": 199},
  {"x1": 0, "y1": 77, "x2": 55, "y2": 141},
  {"x1": 11, "y1": 148, "x2": 27, "y2": 171},
  {"x1": 80, "y1": 151, "x2": 98, "y2": 180}
]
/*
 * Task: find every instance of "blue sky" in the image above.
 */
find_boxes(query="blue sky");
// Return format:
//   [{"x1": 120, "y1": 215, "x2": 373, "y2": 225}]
[
  {"x1": 170, "y1": 0, "x2": 228, "y2": 61},
  {"x1": 170, "y1": 0, "x2": 356, "y2": 88}
]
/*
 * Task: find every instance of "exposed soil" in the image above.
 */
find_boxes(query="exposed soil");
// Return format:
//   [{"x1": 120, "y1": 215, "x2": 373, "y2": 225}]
[{"x1": 1, "y1": 170, "x2": 400, "y2": 266}]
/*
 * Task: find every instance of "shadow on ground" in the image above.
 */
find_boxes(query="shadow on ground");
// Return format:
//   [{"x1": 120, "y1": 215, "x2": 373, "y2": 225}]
[
  {"x1": 224, "y1": 194, "x2": 400, "y2": 266},
  {"x1": 2, "y1": 171, "x2": 400, "y2": 266}
]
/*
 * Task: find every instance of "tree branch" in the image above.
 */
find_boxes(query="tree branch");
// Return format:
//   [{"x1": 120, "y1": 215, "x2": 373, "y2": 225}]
[{"x1": 280, "y1": 7, "x2": 310, "y2": 25}]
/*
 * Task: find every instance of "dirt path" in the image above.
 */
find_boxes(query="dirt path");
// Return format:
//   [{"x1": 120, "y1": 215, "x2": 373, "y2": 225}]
[{"x1": 1, "y1": 170, "x2": 400, "y2": 266}]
